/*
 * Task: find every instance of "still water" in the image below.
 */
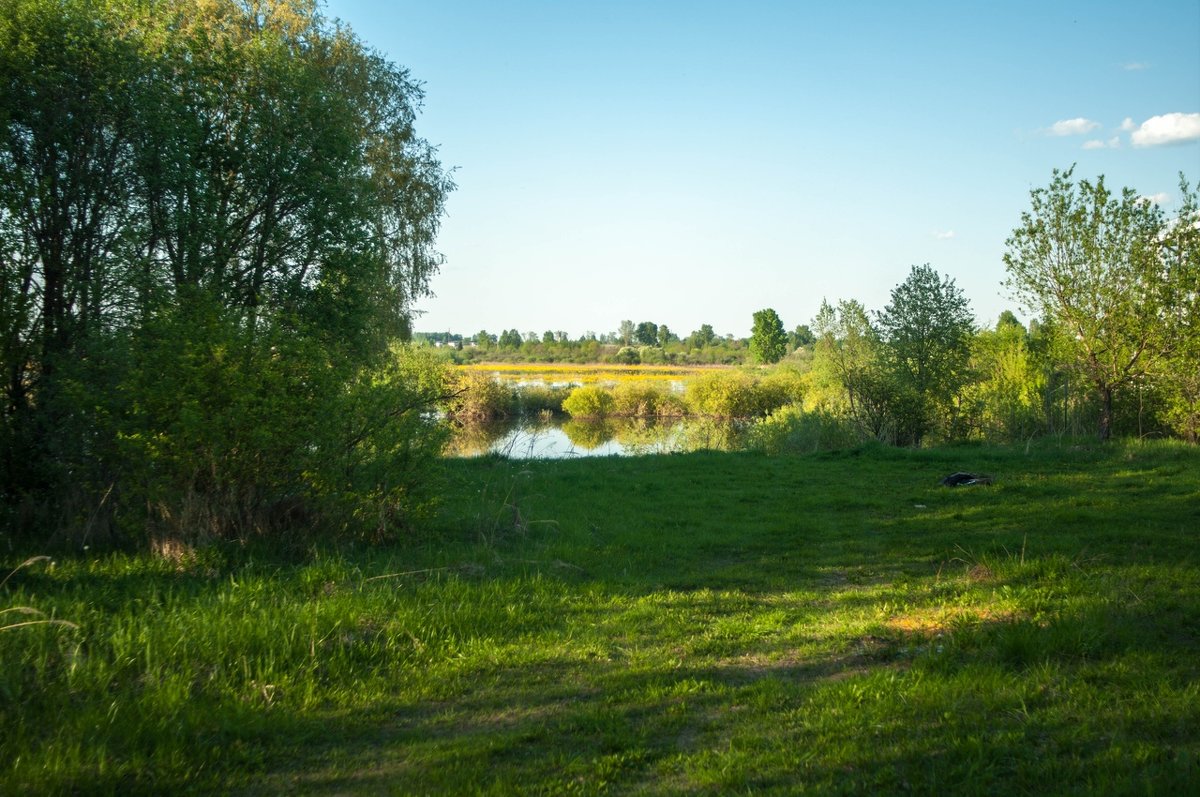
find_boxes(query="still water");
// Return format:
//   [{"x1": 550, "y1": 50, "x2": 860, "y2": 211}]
[{"x1": 447, "y1": 417, "x2": 751, "y2": 459}]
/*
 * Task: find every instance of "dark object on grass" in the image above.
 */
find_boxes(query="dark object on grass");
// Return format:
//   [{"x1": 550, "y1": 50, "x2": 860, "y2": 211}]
[{"x1": 941, "y1": 472, "x2": 993, "y2": 487}]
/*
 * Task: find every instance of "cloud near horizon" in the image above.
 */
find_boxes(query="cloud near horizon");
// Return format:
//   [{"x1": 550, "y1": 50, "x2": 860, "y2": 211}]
[
  {"x1": 1082, "y1": 136, "x2": 1121, "y2": 150},
  {"x1": 1130, "y1": 113, "x2": 1200, "y2": 147},
  {"x1": 933, "y1": 230, "x2": 955, "y2": 240},
  {"x1": 1048, "y1": 117, "x2": 1101, "y2": 136}
]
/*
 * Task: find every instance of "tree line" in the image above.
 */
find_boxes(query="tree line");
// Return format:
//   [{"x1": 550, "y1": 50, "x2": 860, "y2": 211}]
[{"x1": 424, "y1": 168, "x2": 1198, "y2": 445}]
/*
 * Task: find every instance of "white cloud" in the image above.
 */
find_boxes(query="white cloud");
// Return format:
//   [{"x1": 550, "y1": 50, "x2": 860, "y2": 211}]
[
  {"x1": 933, "y1": 230, "x2": 955, "y2": 240},
  {"x1": 1122, "y1": 62, "x2": 1150, "y2": 71},
  {"x1": 1082, "y1": 136, "x2": 1121, "y2": 150},
  {"x1": 1130, "y1": 113, "x2": 1200, "y2": 147},
  {"x1": 1120, "y1": 117, "x2": 1136, "y2": 132},
  {"x1": 1139, "y1": 192, "x2": 1170, "y2": 206},
  {"x1": 1048, "y1": 117, "x2": 1101, "y2": 136}
]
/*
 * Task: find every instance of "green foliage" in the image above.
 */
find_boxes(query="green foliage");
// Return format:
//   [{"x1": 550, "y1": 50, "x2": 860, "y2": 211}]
[
  {"x1": 610, "y1": 382, "x2": 687, "y2": 418},
  {"x1": 1004, "y1": 167, "x2": 1190, "y2": 440},
  {"x1": 614, "y1": 346, "x2": 641, "y2": 365},
  {"x1": 0, "y1": 0, "x2": 453, "y2": 545},
  {"x1": 514, "y1": 385, "x2": 572, "y2": 417},
  {"x1": 749, "y1": 307, "x2": 788, "y2": 364},
  {"x1": 747, "y1": 404, "x2": 862, "y2": 454},
  {"x1": 562, "y1": 385, "x2": 616, "y2": 418},
  {"x1": 962, "y1": 321, "x2": 1047, "y2": 441},
  {"x1": 876, "y1": 264, "x2": 976, "y2": 444},
  {"x1": 447, "y1": 372, "x2": 517, "y2": 422},
  {"x1": 634, "y1": 321, "x2": 658, "y2": 346}
]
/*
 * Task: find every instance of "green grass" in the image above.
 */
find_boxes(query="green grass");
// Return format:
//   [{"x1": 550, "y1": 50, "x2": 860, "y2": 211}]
[{"x1": 3, "y1": 440, "x2": 1199, "y2": 794}]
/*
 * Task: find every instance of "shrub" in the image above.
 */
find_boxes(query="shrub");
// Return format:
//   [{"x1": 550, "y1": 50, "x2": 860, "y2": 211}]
[
  {"x1": 747, "y1": 404, "x2": 862, "y2": 454},
  {"x1": 613, "y1": 346, "x2": 641, "y2": 365},
  {"x1": 515, "y1": 384, "x2": 572, "y2": 417},
  {"x1": 611, "y1": 382, "x2": 686, "y2": 418},
  {"x1": 562, "y1": 385, "x2": 616, "y2": 418},
  {"x1": 685, "y1": 371, "x2": 760, "y2": 417},
  {"x1": 447, "y1": 373, "x2": 517, "y2": 421},
  {"x1": 758, "y1": 368, "x2": 807, "y2": 413}
]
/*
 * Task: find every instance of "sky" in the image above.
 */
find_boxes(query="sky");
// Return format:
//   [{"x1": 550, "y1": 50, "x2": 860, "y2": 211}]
[{"x1": 324, "y1": 0, "x2": 1200, "y2": 339}]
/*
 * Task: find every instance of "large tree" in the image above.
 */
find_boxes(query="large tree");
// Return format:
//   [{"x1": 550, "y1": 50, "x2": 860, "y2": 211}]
[
  {"x1": 1003, "y1": 167, "x2": 1190, "y2": 440},
  {"x1": 749, "y1": 308, "x2": 787, "y2": 364},
  {"x1": 0, "y1": 0, "x2": 453, "y2": 542}
]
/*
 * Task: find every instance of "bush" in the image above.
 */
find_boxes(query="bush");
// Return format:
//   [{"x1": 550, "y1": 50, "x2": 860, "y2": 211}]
[
  {"x1": 447, "y1": 373, "x2": 517, "y2": 421},
  {"x1": 515, "y1": 385, "x2": 572, "y2": 417},
  {"x1": 611, "y1": 382, "x2": 686, "y2": 418},
  {"x1": 685, "y1": 371, "x2": 761, "y2": 418},
  {"x1": 562, "y1": 385, "x2": 616, "y2": 418},
  {"x1": 613, "y1": 346, "x2": 641, "y2": 365},
  {"x1": 747, "y1": 404, "x2": 862, "y2": 454}
]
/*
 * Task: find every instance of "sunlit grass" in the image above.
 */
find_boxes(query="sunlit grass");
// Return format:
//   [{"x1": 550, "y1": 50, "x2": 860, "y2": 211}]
[{"x1": 2, "y1": 440, "x2": 1198, "y2": 794}]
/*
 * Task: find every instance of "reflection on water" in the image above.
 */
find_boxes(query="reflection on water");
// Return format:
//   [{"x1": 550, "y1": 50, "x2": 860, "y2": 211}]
[{"x1": 446, "y1": 417, "x2": 751, "y2": 459}]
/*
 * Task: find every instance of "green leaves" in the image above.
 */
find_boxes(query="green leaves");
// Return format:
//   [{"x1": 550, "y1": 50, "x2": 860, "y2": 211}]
[
  {"x1": 1, "y1": 0, "x2": 453, "y2": 544},
  {"x1": 749, "y1": 308, "x2": 788, "y2": 365},
  {"x1": 1003, "y1": 167, "x2": 1194, "y2": 439}
]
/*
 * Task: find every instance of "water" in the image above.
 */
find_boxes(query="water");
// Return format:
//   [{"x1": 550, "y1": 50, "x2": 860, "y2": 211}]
[{"x1": 446, "y1": 417, "x2": 751, "y2": 459}]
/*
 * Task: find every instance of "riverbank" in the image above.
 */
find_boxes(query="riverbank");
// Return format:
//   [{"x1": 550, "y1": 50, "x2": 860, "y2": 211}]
[{"x1": 3, "y1": 441, "x2": 1198, "y2": 793}]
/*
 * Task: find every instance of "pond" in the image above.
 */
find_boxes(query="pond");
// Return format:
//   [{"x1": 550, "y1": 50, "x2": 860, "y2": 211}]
[{"x1": 446, "y1": 416, "x2": 753, "y2": 459}]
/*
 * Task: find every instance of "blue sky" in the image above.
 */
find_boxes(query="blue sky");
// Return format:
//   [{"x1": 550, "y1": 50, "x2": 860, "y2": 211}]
[{"x1": 325, "y1": 0, "x2": 1200, "y2": 339}]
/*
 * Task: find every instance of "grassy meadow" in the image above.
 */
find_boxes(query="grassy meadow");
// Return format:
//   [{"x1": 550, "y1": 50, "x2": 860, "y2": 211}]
[{"x1": 3, "y1": 441, "x2": 1199, "y2": 794}]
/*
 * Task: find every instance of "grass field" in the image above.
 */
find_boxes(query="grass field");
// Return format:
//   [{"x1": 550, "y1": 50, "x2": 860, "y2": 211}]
[{"x1": 3, "y1": 441, "x2": 1198, "y2": 794}]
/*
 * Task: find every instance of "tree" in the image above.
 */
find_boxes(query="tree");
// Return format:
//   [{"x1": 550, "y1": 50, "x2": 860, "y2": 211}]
[
  {"x1": 1, "y1": 0, "x2": 455, "y2": 545},
  {"x1": 789, "y1": 324, "x2": 815, "y2": 350},
  {"x1": 1157, "y1": 180, "x2": 1200, "y2": 441},
  {"x1": 618, "y1": 319, "x2": 635, "y2": 346},
  {"x1": 634, "y1": 321, "x2": 658, "y2": 346},
  {"x1": 656, "y1": 324, "x2": 674, "y2": 347},
  {"x1": 498, "y1": 329, "x2": 522, "y2": 349},
  {"x1": 876, "y1": 264, "x2": 975, "y2": 443},
  {"x1": 749, "y1": 308, "x2": 787, "y2": 364},
  {"x1": 688, "y1": 324, "x2": 716, "y2": 348},
  {"x1": 1003, "y1": 167, "x2": 1188, "y2": 440},
  {"x1": 811, "y1": 299, "x2": 892, "y2": 438}
]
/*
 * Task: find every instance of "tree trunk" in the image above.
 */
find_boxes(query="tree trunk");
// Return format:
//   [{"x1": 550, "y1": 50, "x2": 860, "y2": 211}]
[{"x1": 1098, "y1": 384, "x2": 1113, "y2": 441}]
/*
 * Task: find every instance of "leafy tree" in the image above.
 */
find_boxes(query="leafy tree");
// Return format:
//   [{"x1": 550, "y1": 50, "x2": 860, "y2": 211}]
[
  {"x1": 657, "y1": 324, "x2": 674, "y2": 347},
  {"x1": 1003, "y1": 167, "x2": 1189, "y2": 440},
  {"x1": 964, "y1": 320, "x2": 1046, "y2": 441},
  {"x1": 1157, "y1": 182, "x2": 1200, "y2": 441},
  {"x1": 749, "y1": 308, "x2": 788, "y2": 364},
  {"x1": 789, "y1": 324, "x2": 816, "y2": 350},
  {"x1": 876, "y1": 264, "x2": 975, "y2": 444},
  {"x1": 618, "y1": 320, "x2": 635, "y2": 346},
  {"x1": 997, "y1": 310, "x2": 1023, "y2": 330},
  {"x1": 811, "y1": 300, "x2": 891, "y2": 439},
  {"x1": 688, "y1": 324, "x2": 716, "y2": 348},
  {"x1": 498, "y1": 329, "x2": 523, "y2": 348},
  {"x1": 0, "y1": 0, "x2": 453, "y2": 544},
  {"x1": 634, "y1": 321, "x2": 658, "y2": 346}
]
